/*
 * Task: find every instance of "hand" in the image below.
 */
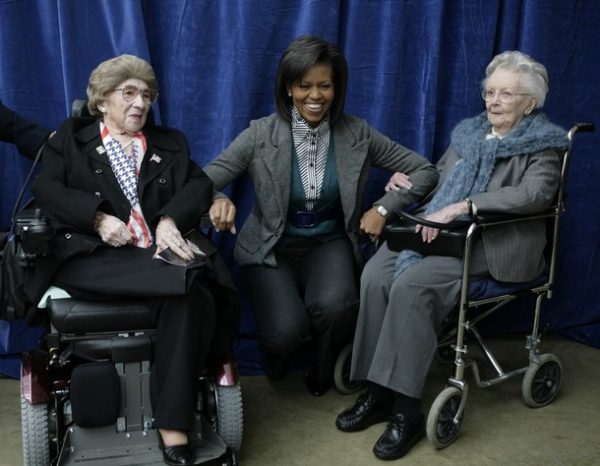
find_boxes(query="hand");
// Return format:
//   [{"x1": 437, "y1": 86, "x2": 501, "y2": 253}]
[
  {"x1": 385, "y1": 172, "x2": 413, "y2": 192},
  {"x1": 93, "y1": 212, "x2": 132, "y2": 247},
  {"x1": 359, "y1": 207, "x2": 387, "y2": 242},
  {"x1": 415, "y1": 201, "x2": 468, "y2": 243},
  {"x1": 155, "y1": 216, "x2": 195, "y2": 261},
  {"x1": 209, "y1": 197, "x2": 237, "y2": 234}
]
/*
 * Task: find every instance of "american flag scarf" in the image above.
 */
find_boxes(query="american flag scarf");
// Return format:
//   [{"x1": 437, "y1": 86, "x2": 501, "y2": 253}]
[{"x1": 100, "y1": 122, "x2": 153, "y2": 248}]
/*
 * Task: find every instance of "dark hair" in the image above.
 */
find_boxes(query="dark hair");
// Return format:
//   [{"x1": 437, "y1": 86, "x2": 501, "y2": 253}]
[{"x1": 274, "y1": 35, "x2": 348, "y2": 124}]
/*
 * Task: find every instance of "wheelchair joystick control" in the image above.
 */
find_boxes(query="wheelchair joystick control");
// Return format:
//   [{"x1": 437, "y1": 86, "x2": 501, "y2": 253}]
[{"x1": 16, "y1": 208, "x2": 55, "y2": 264}]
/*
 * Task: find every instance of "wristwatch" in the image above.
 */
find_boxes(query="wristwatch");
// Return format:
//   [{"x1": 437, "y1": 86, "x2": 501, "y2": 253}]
[{"x1": 376, "y1": 205, "x2": 388, "y2": 218}]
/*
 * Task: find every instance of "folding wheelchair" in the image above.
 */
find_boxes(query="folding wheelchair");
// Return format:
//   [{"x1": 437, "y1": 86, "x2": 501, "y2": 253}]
[
  {"x1": 8, "y1": 100, "x2": 243, "y2": 465},
  {"x1": 381, "y1": 122, "x2": 594, "y2": 449}
]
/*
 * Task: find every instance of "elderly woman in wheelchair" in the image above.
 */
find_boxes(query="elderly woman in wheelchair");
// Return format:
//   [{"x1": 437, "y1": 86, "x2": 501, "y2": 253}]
[
  {"x1": 335, "y1": 51, "x2": 574, "y2": 461},
  {"x1": 17, "y1": 55, "x2": 241, "y2": 466}
]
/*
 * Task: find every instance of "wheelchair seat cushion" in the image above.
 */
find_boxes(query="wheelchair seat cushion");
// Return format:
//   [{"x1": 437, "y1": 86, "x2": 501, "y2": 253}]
[
  {"x1": 467, "y1": 271, "x2": 548, "y2": 301},
  {"x1": 49, "y1": 298, "x2": 155, "y2": 334}
]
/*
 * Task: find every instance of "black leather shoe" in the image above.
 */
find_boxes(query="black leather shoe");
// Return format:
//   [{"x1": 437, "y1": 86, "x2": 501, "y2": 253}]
[
  {"x1": 304, "y1": 370, "x2": 332, "y2": 397},
  {"x1": 159, "y1": 435, "x2": 194, "y2": 466},
  {"x1": 336, "y1": 392, "x2": 391, "y2": 432},
  {"x1": 373, "y1": 413, "x2": 425, "y2": 460}
]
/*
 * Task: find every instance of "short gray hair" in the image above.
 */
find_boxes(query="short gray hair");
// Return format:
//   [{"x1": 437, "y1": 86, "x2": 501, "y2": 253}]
[
  {"x1": 86, "y1": 54, "x2": 158, "y2": 116},
  {"x1": 482, "y1": 51, "x2": 548, "y2": 108}
]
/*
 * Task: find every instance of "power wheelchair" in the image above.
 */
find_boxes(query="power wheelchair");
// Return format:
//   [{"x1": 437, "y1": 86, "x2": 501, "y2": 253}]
[
  {"x1": 333, "y1": 122, "x2": 594, "y2": 445},
  {"x1": 5, "y1": 102, "x2": 243, "y2": 466}
]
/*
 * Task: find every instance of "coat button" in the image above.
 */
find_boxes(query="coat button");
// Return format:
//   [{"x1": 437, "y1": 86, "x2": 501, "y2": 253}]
[
  {"x1": 64, "y1": 233, "x2": 71, "y2": 239},
  {"x1": 94, "y1": 168, "x2": 103, "y2": 174},
  {"x1": 94, "y1": 192, "x2": 101, "y2": 197},
  {"x1": 158, "y1": 178, "x2": 167, "y2": 185}
]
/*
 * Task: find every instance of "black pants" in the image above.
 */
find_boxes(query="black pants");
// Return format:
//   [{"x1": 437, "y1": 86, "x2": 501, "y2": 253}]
[
  {"x1": 147, "y1": 283, "x2": 216, "y2": 431},
  {"x1": 242, "y1": 237, "x2": 359, "y2": 383}
]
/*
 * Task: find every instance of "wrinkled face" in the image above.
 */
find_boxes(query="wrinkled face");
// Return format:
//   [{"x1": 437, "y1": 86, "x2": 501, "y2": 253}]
[
  {"x1": 288, "y1": 63, "x2": 334, "y2": 127},
  {"x1": 484, "y1": 68, "x2": 537, "y2": 136},
  {"x1": 101, "y1": 78, "x2": 151, "y2": 134}
]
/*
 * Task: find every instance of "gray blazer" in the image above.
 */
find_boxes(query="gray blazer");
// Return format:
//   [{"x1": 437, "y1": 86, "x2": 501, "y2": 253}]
[
  {"x1": 204, "y1": 113, "x2": 439, "y2": 267},
  {"x1": 434, "y1": 146, "x2": 561, "y2": 282}
]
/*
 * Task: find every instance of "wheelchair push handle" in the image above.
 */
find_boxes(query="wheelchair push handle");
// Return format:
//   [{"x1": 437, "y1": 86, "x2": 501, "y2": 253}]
[{"x1": 572, "y1": 122, "x2": 595, "y2": 133}]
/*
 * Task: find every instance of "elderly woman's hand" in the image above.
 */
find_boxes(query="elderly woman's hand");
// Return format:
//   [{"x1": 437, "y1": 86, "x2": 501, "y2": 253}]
[
  {"x1": 415, "y1": 201, "x2": 469, "y2": 243},
  {"x1": 385, "y1": 172, "x2": 413, "y2": 192},
  {"x1": 155, "y1": 216, "x2": 195, "y2": 261},
  {"x1": 93, "y1": 212, "x2": 133, "y2": 247},
  {"x1": 209, "y1": 197, "x2": 237, "y2": 234}
]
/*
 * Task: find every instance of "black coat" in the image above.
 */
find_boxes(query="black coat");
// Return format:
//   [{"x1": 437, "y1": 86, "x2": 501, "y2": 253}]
[
  {"x1": 26, "y1": 116, "x2": 216, "y2": 304},
  {"x1": 0, "y1": 100, "x2": 50, "y2": 160}
]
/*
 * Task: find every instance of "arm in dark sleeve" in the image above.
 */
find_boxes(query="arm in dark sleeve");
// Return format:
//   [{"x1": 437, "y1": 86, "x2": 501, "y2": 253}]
[
  {"x1": 0, "y1": 101, "x2": 51, "y2": 160},
  {"x1": 32, "y1": 120, "x2": 107, "y2": 232},
  {"x1": 367, "y1": 125, "x2": 439, "y2": 213}
]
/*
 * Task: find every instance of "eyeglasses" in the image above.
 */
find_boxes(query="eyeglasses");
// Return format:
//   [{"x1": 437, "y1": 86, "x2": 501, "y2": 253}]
[
  {"x1": 114, "y1": 85, "x2": 158, "y2": 105},
  {"x1": 482, "y1": 89, "x2": 531, "y2": 103}
]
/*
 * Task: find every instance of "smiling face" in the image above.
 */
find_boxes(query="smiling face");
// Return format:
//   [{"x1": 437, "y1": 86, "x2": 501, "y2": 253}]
[
  {"x1": 101, "y1": 78, "x2": 150, "y2": 134},
  {"x1": 288, "y1": 63, "x2": 334, "y2": 127},
  {"x1": 484, "y1": 68, "x2": 537, "y2": 136}
]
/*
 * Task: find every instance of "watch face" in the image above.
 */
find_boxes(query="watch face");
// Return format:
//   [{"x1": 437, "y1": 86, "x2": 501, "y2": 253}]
[{"x1": 377, "y1": 205, "x2": 388, "y2": 217}]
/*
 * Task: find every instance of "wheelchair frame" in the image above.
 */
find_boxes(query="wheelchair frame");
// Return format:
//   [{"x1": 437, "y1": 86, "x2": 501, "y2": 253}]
[{"x1": 383, "y1": 122, "x2": 594, "y2": 449}]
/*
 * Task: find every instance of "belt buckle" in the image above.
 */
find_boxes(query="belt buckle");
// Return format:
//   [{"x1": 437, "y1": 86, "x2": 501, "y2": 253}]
[{"x1": 293, "y1": 211, "x2": 317, "y2": 228}]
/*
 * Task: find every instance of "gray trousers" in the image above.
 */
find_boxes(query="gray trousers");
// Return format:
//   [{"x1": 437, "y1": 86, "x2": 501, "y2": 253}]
[{"x1": 351, "y1": 240, "x2": 489, "y2": 398}]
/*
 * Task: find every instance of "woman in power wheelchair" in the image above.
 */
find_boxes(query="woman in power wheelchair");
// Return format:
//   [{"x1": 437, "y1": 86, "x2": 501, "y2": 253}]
[
  {"x1": 17, "y1": 54, "x2": 241, "y2": 466},
  {"x1": 335, "y1": 51, "x2": 573, "y2": 461}
]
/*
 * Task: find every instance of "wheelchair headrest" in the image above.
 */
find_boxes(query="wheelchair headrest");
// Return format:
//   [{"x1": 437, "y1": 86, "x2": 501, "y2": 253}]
[{"x1": 71, "y1": 99, "x2": 155, "y2": 126}]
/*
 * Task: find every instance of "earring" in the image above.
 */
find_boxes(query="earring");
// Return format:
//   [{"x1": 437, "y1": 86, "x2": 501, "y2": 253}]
[{"x1": 98, "y1": 106, "x2": 105, "y2": 113}]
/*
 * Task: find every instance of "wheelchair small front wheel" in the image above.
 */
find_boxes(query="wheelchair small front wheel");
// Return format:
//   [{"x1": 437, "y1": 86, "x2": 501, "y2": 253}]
[
  {"x1": 216, "y1": 384, "x2": 244, "y2": 452},
  {"x1": 333, "y1": 343, "x2": 365, "y2": 394},
  {"x1": 522, "y1": 353, "x2": 562, "y2": 408},
  {"x1": 426, "y1": 386, "x2": 464, "y2": 449}
]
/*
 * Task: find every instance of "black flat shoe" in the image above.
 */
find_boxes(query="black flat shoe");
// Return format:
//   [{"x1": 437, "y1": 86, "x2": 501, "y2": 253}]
[
  {"x1": 304, "y1": 371, "x2": 332, "y2": 397},
  {"x1": 159, "y1": 435, "x2": 194, "y2": 466},
  {"x1": 336, "y1": 392, "x2": 391, "y2": 432},
  {"x1": 373, "y1": 413, "x2": 425, "y2": 460}
]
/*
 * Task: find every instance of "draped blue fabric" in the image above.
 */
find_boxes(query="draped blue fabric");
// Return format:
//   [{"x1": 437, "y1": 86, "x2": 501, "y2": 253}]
[{"x1": 1, "y1": 0, "x2": 599, "y2": 375}]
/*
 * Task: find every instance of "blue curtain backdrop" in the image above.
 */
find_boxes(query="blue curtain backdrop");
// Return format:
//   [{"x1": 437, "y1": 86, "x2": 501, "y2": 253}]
[{"x1": 1, "y1": 0, "x2": 599, "y2": 375}]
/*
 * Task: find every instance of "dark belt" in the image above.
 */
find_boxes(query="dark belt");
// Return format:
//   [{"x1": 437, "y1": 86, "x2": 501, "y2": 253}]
[{"x1": 288, "y1": 205, "x2": 340, "y2": 228}]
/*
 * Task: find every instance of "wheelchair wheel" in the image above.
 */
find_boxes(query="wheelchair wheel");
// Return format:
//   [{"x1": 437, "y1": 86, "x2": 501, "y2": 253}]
[
  {"x1": 220, "y1": 447, "x2": 238, "y2": 466},
  {"x1": 20, "y1": 390, "x2": 50, "y2": 466},
  {"x1": 426, "y1": 386, "x2": 464, "y2": 449},
  {"x1": 216, "y1": 385, "x2": 243, "y2": 452},
  {"x1": 522, "y1": 353, "x2": 562, "y2": 408},
  {"x1": 333, "y1": 343, "x2": 365, "y2": 394}
]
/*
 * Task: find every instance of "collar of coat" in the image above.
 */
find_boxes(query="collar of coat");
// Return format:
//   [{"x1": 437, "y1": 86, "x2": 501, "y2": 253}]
[{"x1": 72, "y1": 116, "x2": 182, "y2": 153}]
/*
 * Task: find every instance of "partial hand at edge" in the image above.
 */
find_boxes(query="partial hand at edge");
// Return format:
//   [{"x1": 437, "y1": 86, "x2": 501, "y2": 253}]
[{"x1": 384, "y1": 172, "x2": 413, "y2": 192}]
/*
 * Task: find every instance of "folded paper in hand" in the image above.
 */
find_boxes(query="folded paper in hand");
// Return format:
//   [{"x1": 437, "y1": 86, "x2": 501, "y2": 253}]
[{"x1": 153, "y1": 231, "x2": 215, "y2": 267}]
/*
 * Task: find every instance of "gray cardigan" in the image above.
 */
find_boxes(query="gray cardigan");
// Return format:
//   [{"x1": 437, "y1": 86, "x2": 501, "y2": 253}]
[{"x1": 204, "y1": 113, "x2": 438, "y2": 267}]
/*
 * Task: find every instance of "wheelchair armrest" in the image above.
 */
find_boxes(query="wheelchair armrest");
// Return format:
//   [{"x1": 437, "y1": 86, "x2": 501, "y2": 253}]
[
  {"x1": 382, "y1": 224, "x2": 467, "y2": 257},
  {"x1": 395, "y1": 209, "x2": 473, "y2": 231},
  {"x1": 474, "y1": 208, "x2": 557, "y2": 228}
]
